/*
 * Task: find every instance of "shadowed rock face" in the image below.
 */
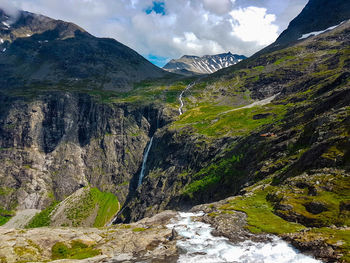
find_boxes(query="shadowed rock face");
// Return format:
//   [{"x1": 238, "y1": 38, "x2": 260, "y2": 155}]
[{"x1": 0, "y1": 92, "x2": 169, "y2": 212}]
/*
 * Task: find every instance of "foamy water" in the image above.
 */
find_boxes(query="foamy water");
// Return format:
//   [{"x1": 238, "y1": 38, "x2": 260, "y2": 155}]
[{"x1": 167, "y1": 212, "x2": 322, "y2": 263}]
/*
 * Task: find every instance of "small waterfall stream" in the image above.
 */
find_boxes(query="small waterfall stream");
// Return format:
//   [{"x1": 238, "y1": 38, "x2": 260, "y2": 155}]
[
  {"x1": 178, "y1": 83, "x2": 194, "y2": 115},
  {"x1": 138, "y1": 136, "x2": 154, "y2": 187}
]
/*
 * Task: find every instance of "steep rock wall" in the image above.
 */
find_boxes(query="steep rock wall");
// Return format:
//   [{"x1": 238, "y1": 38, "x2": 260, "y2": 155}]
[{"x1": 0, "y1": 93, "x2": 167, "y2": 211}]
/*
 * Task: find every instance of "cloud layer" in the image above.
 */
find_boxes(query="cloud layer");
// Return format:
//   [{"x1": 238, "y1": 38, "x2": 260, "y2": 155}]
[{"x1": 5, "y1": 0, "x2": 307, "y2": 66}]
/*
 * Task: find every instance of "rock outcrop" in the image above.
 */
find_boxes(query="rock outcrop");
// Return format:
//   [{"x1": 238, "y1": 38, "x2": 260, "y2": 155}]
[{"x1": 0, "y1": 211, "x2": 179, "y2": 263}]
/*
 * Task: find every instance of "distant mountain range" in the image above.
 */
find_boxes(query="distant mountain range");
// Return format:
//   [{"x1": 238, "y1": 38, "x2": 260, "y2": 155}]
[{"x1": 163, "y1": 52, "x2": 247, "y2": 75}]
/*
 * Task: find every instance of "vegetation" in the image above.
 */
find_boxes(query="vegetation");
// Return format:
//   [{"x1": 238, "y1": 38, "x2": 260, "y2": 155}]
[
  {"x1": 272, "y1": 173, "x2": 350, "y2": 227},
  {"x1": 51, "y1": 240, "x2": 100, "y2": 260},
  {"x1": 65, "y1": 187, "x2": 119, "y2": 227},
  {"x1": 0, "y1": 208, "x2": 14, "y2": 226},
  {"x1": 132, "y1": 227, "x2": 147, "y2": 232},
  {"x1": 174, "y1": 103, "x2": 288, "y2": 137},
  {"x1": 92, "y1": 188, "x2": 120, "y2": 227},
  {"x1": 183, "y1": 154, "x2": 244, "y2": 197},
  {"x1": 26, "y1": 202, "x2": 59, "y2": 228},
  {"x1": 219, "y1": 185, "x2": 305, "y2": 234}
]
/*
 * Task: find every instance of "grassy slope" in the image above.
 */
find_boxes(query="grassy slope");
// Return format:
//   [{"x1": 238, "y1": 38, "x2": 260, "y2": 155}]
[
  {"x1": 172, "y1": 24, "x2": 350, "y2": 261},
  {"x1": 26, "y1": 187, "x2": 119, "y2": 228}
]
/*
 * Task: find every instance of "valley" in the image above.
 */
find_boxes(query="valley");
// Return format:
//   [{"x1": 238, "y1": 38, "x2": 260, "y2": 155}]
[{"x1": 0, "y1": 1, "x2": 349, "y2": 262}]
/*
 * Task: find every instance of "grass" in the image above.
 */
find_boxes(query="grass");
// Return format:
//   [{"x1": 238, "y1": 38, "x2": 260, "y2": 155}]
[
  {"x1": 310, "y1": 228, "x2": 350, "y2": 262},
  {"x1": 51, "y1": 240, "x2": 100, "y2": 260},
  {"x1": 0, "y1": 208, "x2": 14, "y2": 226},
  {"x1": 26, "y1": 201, "x2": 59, "y2": 228},
  {"x1": 174, "y1": 103, "x2": 288, "y2": 137},
  {"x1": 65, "y1": 187, "x2": 119, "y2": 227},
  {"x1": 132, "y1": 227, "x2": 147, "y2": 232},
  {"x1": 219, "y1": 186, "x2": 305, "y2": 234},
  {"x1": 274, "y1": 55, "x2": 296, "y2": 65},
  {"x1": 25, "y1": 188, "x2": 119, "y2": 228},
  {"x1": 274, "y1": 173, "x2": 350, "y2": 227},
  {"x1": 183, "y1": 154, "x2": 244, "y2": 198},
  {"x1": 92, "y1": 188, "x2": 120, "y2": 227}
]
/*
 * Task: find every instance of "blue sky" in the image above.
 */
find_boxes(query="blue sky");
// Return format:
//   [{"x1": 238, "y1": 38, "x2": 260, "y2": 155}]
[
  {"x1": 146, "y1": 1, "x2": 166, "y2": 16},
  {"x1": 3, "y1": 0, "x2": 308, "y2": 67}
]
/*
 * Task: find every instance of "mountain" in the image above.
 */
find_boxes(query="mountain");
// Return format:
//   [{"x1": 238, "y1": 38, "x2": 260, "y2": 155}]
[
  {"x1": 260, "y1": 0, "x2": 350, "y2": 54},
  {"x1": 0, "y1": 9, "x2": 170, "y2": 92},
  {"x1": 0, "y1": 3, "x2": 349, "y2": 263},
  {"x1": 163, "y1": 52, "x2": 246, "y2": 75}
]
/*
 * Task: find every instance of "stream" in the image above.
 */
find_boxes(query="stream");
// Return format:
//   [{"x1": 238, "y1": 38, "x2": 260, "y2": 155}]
[
  {"x1": 167, "y1": 212, "x2": 322, "y2": 263},
  {"x1": 178, "y1": 83, "x2": 194, "y2": 115}
]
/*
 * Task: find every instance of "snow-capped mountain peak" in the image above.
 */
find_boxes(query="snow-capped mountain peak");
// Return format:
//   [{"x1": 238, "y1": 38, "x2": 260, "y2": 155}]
[{"x1": 163, "y1": 52, "x2": 247, "y2": 75}]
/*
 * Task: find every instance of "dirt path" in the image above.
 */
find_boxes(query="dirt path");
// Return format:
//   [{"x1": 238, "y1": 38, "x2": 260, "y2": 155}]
[
  {"x1": 219, "y1": 93, "x2": 280, "y2": 116},
  {"x1": 1, "y1": 209, "x2": 40, "y2": 228}
]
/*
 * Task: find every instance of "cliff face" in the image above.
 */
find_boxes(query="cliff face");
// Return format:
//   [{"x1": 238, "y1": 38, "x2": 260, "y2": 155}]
[
  {"x1": 0, "y1": 93, "x2": 168, "y2": 213},
  {"x1": 116, "y1": 129, "x2": 234, "y2": 222}
]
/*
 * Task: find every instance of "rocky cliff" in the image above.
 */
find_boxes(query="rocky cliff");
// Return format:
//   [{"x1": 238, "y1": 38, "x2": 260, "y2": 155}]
[{"x1": 0, "y1": 92, "x2": 171, "y2": 220}]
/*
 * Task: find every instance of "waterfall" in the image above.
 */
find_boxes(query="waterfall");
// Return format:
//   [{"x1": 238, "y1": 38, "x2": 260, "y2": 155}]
[
  {"x1": 178, "y1": 83, "x2": 193, "y2": 115},
  {"x1": 138, "y1": 136, "x2": 154, "y2": 186}
]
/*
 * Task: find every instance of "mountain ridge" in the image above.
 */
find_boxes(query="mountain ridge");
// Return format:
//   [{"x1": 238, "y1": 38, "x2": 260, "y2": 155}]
[
  {"x1": 163, "y1": 52, "x2": 247, "y2": 75},
  {"x1": 0, "y1": 9, "x2": 171, "y2": 92}
]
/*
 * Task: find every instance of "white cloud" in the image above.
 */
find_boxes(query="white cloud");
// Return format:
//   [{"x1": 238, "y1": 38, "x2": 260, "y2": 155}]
[
  {"x1": 230, "y1": 7, "x2": 279, "y2": 45},
  {"x1": 1, "y1": 0, "x2": 305, "y2": 66},
  {"x1": 0, "y1": 0, "x2": 20, "y2": 21}
]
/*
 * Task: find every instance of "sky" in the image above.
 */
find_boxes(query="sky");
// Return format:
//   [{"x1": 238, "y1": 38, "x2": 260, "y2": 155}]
[{"x1": 1, "y1": 0, "x2": 308, "y2": 67}]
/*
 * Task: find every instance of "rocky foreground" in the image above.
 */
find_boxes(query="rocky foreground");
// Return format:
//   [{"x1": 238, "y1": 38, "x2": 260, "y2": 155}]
[
  {"x1": 0, "y1": 211, "x2": 179, "y2": 263},
  {"x1": 1, "y1": 195, "x2": 347, "y2": 263}
]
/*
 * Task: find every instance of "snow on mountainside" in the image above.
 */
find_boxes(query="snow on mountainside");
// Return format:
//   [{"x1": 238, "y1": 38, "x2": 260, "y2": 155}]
[
  {"x1": 163, "y1": 52, "x2": 247, "y2": 75},
  {"x1": 258, "y1": 0, "x2": 350, "y2": 55}
]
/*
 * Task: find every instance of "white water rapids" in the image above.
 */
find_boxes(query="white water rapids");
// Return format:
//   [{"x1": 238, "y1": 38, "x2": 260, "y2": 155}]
[
  {"x1": 138, "y1": 136, "x2": 154, "y2": 186},
  {"x1": 167, "y1": 212, "x2": 322, "y2": 263}
]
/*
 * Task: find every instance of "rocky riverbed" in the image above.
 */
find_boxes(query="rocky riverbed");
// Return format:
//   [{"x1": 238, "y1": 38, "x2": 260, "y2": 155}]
[{"x1": 0, "y1": 206, "x2": 336, "y2": 263}]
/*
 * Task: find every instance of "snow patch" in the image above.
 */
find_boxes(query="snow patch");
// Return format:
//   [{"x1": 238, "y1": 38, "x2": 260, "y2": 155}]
[
  {"x1": 299, "y1": 21, "x2": 346, "y2": 40},
  {"x1": 2, "y1": 21, "x2": 10, "y2": 28}
]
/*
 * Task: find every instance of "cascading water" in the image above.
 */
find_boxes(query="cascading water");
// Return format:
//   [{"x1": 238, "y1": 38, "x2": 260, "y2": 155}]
[
  {"x1": 167, "y1": 212, "x2": 322, "y2": 263},
  {"x1": 178, "y1": 83, "x2": 194, "y2": 115},
  {"x1": 138, "y1": 136, "x2": 154, "y2": 186}
]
